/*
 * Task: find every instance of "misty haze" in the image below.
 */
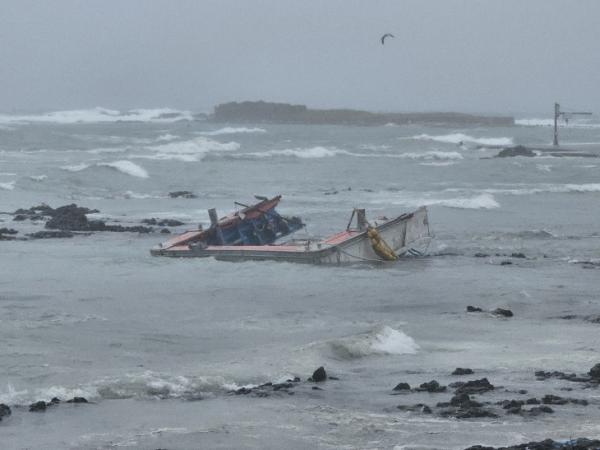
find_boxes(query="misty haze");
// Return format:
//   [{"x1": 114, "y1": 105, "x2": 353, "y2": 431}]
[{"x1": 1, "y1": 1, "x2": 599, "y2": 449}]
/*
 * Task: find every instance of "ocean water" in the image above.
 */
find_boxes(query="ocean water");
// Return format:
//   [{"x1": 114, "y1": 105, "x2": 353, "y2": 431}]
[{"x1": 1, "y1": 109, "x2": 600, "y2": 449}]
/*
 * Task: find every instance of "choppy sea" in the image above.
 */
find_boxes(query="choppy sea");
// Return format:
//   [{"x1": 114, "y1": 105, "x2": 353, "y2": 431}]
[{"x1": 1, "y1": 107, "x2": 599, "y2": 449}]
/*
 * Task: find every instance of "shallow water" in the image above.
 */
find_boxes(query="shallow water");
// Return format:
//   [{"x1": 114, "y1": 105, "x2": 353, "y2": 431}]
[{"x1": 1, "y1": 111, "x2": 600, "y2": 449}]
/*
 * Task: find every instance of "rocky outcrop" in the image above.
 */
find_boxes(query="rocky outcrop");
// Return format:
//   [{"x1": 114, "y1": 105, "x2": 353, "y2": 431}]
[{"x1": 211, "y1": 101, "x2": 514, "y2": 127}]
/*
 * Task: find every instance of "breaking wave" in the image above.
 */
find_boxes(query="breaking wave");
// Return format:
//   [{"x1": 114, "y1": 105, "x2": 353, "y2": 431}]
[
  {"x1": 134, "y1": 137, "x2": 241, "y2": 162},
  {"x1": 328, "y1": 326, "x2": 419, "y2": 360},
  {"x1": 481, "y1": 183, "x2": 600, "y2": 195},
  {"x1": 200, "y1": 127, "x2": 267, "y2": 136},
  {"x1": 372, "y1": 192, "x2": 500, "y2": 210},
  {"x1": 62, "y1": 160, "x2": 149, "y2": 178},
  {"x1": 0, "y1": 107, "x2": 193, "y2": 125},
  {"x1": 230, "y1": 147, "x2": 462, "y2": 161},
  {"x1": 0, "y1": 181, "x2": 15, "y2": 190},
  {"x1": 413, "y1": 133, "x2": 513, "y2": 146},
  {"x1": 0, "y1": 371, "x2": 239, "y2": 405}
]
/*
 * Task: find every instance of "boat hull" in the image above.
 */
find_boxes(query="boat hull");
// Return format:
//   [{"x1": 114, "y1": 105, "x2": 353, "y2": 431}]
[{"x1": 151, "y1": 207, "x2": 431, "y2": 265}]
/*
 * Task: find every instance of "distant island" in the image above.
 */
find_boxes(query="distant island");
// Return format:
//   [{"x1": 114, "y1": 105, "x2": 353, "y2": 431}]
[{"x1": 209, "y1": 101, "x2": 514, "y2": 127}]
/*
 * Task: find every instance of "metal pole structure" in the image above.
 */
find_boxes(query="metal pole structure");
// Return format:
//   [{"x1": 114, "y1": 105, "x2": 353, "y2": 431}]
[
  {"x1": 553, "y1": 102, "x2": 560, "y2": 147},
  {"x1": 553, "y1": 103, "x2": 592, "y2": 147}
]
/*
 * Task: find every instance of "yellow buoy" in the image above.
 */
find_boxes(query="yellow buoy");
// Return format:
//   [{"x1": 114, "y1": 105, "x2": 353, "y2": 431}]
[{"x1": 367, "y1": 227, "x2": 397, "y2": 261}]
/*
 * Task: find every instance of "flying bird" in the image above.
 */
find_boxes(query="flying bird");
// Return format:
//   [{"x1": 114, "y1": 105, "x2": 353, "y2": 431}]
[{"x1": 380, "y1": 33, "x2": 394, "y2": 45}]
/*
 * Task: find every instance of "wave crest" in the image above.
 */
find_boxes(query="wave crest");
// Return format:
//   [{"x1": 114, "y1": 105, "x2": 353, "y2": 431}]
[
  {"x1": 0, "y1": 107, "x2": 193, "y2": 125},
  {"x1": 200, "y1": 127, "x2": 267, "y2": 136},
  {"x1": 328, "y1": 326, "x2": 419, "y2": 360},
  {"x1": 413, "y1": 133, "x2": 513, "y2": 146},
  {"x1": 62, "y1": 160, "x2": 149, "y2": 178}
]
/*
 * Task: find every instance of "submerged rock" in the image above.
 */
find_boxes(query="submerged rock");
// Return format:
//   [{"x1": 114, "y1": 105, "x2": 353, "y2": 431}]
[
  {"x1": 29, "y1": 401, "x2": 48, "y2": 412},
  {"x1": 452, "y1": 368, "x2": 474, "y2": 376},
  {"x1": 311, "y1": 366, "x2": 327, "y2": 382},
  {"x1": 142, "y1": 218, "x2": 185, "y2": 227},
  {"x1": 27, "y1": 230, "x2": 74, "y2": 239},
  {"x1": 169, "y1": 191, "x2": 197, "y2": 199},
  {"x1": 467, "y1": 306, "x2": 483, "y2": 312},
  {"x1": 0, "y1": 403, "x2": 11, "y2": 421},
  {"x1": 393, "y1": 382, "x2": 411, "y2": 391},
  {"x1": 465, "y1": 437, "x2": 600, "y2": 450},
  {"x1": 496, "y1": 145, "x2": 536, "y2": 158},
  {"x1": 397, "y1": 403, "x2": 432, "y2": 414},
  {"x1": 66, "y1": 397, "x2": 88, "y2": 404},
  {"x1": 0, "y1": 228, "x2": 18, "y2": 235},
  {"x1": 492, "y1": 308, "x2": 513, "y2": 317}
]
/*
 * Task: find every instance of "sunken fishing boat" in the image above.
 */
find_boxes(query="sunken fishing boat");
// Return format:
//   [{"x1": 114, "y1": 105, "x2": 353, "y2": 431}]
[{"x1": 150, "y1": 196, "x2": 432, "y2": 264}]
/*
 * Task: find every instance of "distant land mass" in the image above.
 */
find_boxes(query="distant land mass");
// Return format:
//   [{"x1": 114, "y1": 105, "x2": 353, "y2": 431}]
[{"x1": 209, "y1": 101, "x2": 514, "y2": 127}]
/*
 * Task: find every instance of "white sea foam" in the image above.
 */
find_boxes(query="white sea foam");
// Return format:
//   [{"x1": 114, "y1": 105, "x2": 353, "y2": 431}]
[
  {"x1": 156, "y1": 133, "x2": 179, "y2": 141},
  {"x1": 247, "y1": 146, "x2": 350, "y2": 159},
  {"x1": 61, "y1": 163, "x2": 90, "y2": 172},
  {"x1": 200, "y1": 127, "x2": 267, "y2": 136},
  {"x1": 419, "y1": 161, "x2": 457, "y2": 166},
  {"x1": 517, "y1": 118, "x2": 600, "y2": 128},
  {"x1": 329, "y1": 326, "x2": 419, "y2": 359},
  {"x1": 98, "y1": 160, "x2": 149, "y2": 178},
  {"x1": 372, "y1": 192, "x2": 500, "y2": 210},
  {"x1": 136, "y1": 136, "x2": 241, "y2": 162},
  {"x1": 87, "y1": 146, "x2": 129, "y2": 154},
  {"x1": 413, "y1": 133, "x2": 513, "y2": 146},
  {"x1": 0, "y1": 107, "x2": 193, "y2": 125},
  {"x1": 0, "y1": 181, "x2": 15, "y2": 190},
  {"x1": 479, "y1": 183, "x2": 600, "y2": 195},
  {"x1": 61, "y1": 160, "x2": 149, "y2": 178},
  {"x1": 29, "y1": 175, "x2": 48, "y2": 181},
  {"x1": 239, "y1": 147, "x2": 463, "y2": 161}
]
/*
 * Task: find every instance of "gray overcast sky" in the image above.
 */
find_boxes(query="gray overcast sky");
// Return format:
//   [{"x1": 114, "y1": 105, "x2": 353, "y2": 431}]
[{"x1": 1, "y1": 0, "x2": 598, "y2": 114}]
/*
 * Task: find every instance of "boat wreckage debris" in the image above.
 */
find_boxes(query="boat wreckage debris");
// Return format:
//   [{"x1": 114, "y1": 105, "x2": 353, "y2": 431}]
[{"x1": 151, "y1": 195, "x2": 432, "y2": 264}]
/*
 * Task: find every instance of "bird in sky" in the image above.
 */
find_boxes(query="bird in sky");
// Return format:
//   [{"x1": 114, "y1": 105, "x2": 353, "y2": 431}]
[{"x1": 380, "y1": 33, "x2": 394, "y2": 45}]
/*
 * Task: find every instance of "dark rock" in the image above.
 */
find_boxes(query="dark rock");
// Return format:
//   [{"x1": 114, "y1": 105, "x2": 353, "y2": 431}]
[
  {"x1": 328, "y1": 376, "x2": 339, "y2": 380},
  {"x1": 160, "y1": 228, "x2": 171, "y2": 234},
  {"x1": 452, "y1": 368, "x2": 474, "y2": 376},
  {"x1": 450, "y1": 393, "x2": 482, "y2": 408},
  {"x1": 526, "y1": 398, "x2": 540, "y2": 404},
  {"x1": 169, "y1": 191, "x2": 197, "y2": 199},
  {"x1": 397, "y1": 403, "x2": 432, "y2": 414},
  {"x1": 393, "y1": 382, "x2": 411, "y2": 391},
  {"x1": 496, "y1": 145, "x2": 536, "y2": 158},
  {"x1": 465, "y1": 438, "x2": 600, "y2": 450},
  {"x1": 142, "y1": 218, "x2": 185, "y2": 227},
  {"x1": 589, "y1": 363, "x2": 600, "y2": 379},
  {"x1": 534, "y1": 370, "x2": 589, "y2": 382},
  {"x1": 541, "y1": 394, "x2": 568, "y2": 405},
  {"x1": 525, "y1": 405, "x2": 554, "y2": 416},
  {"x1": 492, "y1": 308, "x2": 513, "y2": 317},
  {"x1": 500, "y1": 260, "x2": 513, "y2": 266},
  {"x1": 517, "y1": 389, "x2": 528, "y2": 394},
  {"x1": 29, "y1": 401, "x2": 47, "y2": 412},
  {"x1": 311, "y1": 366, "x2": 327, "y2": 382},
  {"x1": 511, "y1": 252, "x2": 526, "y2": 258},
  {"x1": 272, "y1": 383, "x2": 293, "y2": 391},
  {"x1": 454, "y1": 378, "x2": 495, "y2": 395},
  {"x1": 311, "y1": 386, "x2": 322, "y2": 390},
  {"x1": 0, "y1": 403, "x2": 11, "y2": 420},
  {"x1": 473, "y1": 253, "x2": 490, "y2": 258},
  {"x1": 0, "y1": 228, "x2": 18, "y2": 235},
  {"x1": 50, "y1": 397, "x2": 61, "y2": 404},
  {"x1": 416, "y1": 380, "x2": 446, "y2": 393},
  {"x1": 27, "y1": 230, "x2": 74, "y2": 239},
  {"x1": 467, "y1": 306, "x2": 483, "y2": 312},
  {"x1": 66, "y1": 397, "x2": 88, "y2": 404}
]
